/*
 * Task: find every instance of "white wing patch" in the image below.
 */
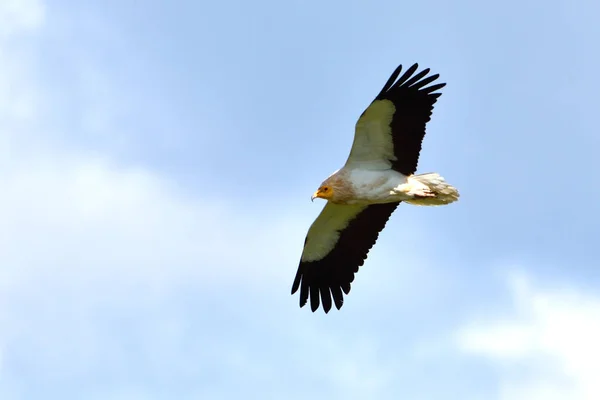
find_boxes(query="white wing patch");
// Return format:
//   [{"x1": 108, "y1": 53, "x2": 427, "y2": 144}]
[
  {"x1": 301, "y1": 203, "x2": 367, "y2": 262},
  {"x1": 345, "y1": 100, "x2": 396, "y2": 170}
]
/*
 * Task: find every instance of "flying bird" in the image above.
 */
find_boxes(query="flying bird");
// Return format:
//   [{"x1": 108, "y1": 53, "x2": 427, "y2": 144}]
[{"x1": 291, "y1": 63, "x2": 459, "y2": 313}]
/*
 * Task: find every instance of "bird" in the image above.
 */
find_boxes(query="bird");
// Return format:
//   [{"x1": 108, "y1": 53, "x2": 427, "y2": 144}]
[{"x1": 291, "y1": 63, "x2": 459, "y2": 313}]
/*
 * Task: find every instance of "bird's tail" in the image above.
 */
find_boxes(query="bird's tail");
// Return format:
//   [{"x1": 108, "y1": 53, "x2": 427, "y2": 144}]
[{"x1": 404, "y1": 173, "x2": 460, "y2": 206}]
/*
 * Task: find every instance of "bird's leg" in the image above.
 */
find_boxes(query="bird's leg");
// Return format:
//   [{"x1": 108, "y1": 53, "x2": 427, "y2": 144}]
[{"x1": 413, "y1": 189, "x2": 435, "y2": 198}]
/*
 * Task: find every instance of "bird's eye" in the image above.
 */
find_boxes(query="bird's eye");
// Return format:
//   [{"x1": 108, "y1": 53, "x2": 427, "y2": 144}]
[{"x1": 322, "y1": 187, "x2": 328, "y2": 191}]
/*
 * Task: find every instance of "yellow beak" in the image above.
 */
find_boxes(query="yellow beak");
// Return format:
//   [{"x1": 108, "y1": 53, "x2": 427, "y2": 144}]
[{"x1": 311, "y1": 191, "x2": 319, "y2": 202}]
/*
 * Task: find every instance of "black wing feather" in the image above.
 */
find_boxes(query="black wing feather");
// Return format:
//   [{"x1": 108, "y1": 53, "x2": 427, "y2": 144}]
[
  {"x1": 291, "y1": 202, "x2": 400, "y2": 313},
  {"x1": 373, "y1": 63, "x2": 446, "y2": 175},
  {"x1": 389, "y1": 63, "x2": 419, "y2": 88}
]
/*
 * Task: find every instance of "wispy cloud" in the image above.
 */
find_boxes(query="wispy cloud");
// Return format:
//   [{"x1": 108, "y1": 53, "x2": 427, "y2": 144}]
[
  {"x1": 457, "y1": 272, "x2": 600, "y2": 400},
  {"x1": 0, "y1": 0, "x2": 44, "y2": 37},
  {"x1": 0, "y1": 3, "x2": 308, "y2": 396}
]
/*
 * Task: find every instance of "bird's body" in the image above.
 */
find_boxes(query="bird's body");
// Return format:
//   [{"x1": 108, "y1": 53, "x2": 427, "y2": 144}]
[
  {"x1": 316, "y1": 168, "x2": 457, "y2": 206},
  {"x1": 291, "y1": 63, "x2": 459, "y2": 313}
]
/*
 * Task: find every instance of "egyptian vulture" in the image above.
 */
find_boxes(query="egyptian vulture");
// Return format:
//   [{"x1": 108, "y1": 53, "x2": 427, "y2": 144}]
[{"x1": 291, "y1": 63, "x2": 459, "y2": 313}]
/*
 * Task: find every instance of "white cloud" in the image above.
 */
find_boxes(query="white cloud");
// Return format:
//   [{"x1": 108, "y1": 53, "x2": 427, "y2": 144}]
[
  {"x1": 0, "y1": 0, "x2": 44, "y2": 38},
  {"x1": 0, "y1": 1, "x2": 313, "y2": 390},
  {"x1": 457, "y1": 272, "x2": 600, "y2": 400},
  {"x1": 0, "y1": 0, "x2": 308, "y2": 292},
  {"x1": 0, "y1": 0, "x2": 42, "y2": 126}
]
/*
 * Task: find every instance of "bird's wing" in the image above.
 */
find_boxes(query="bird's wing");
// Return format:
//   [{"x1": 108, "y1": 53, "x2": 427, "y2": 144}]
[
  {"x1": 345, "y1": 63, "x2": 445, "y2": 175},
  {"x1": 291, "y1": 201, "x2": 400, "y2": 313}
]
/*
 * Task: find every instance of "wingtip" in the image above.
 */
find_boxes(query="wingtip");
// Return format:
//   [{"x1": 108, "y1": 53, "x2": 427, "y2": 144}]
[
  {"x1": 299, "y1": 295, "x2": 343, "y2": 313},
  {"x1": 299, "y1": 297, "x2": 307, "y2": 308}
]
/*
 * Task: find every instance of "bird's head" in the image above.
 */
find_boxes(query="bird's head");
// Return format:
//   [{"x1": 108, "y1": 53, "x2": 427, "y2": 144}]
[
  {"x1": 311, "y1": 173, "x2": 352, "y2": 203},
  {"x1": 311, "y1": 184, "x2": 334, "y2": 202}
]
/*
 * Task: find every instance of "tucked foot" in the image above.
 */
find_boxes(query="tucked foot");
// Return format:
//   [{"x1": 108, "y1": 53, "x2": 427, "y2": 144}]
[{"x1": 413, "y1": 188, "x2": 436, "y2": 198}]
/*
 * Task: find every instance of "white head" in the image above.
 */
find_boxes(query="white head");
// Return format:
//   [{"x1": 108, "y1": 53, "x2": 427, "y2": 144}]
[{"x1": 310, "y1": 174, "x2": 352, "y2": 203}]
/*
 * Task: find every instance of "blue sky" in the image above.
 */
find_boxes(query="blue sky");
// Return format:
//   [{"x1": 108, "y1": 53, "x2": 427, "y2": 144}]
[{"x1": 1, "y1": 0, "x2": 600, "y2": 399}]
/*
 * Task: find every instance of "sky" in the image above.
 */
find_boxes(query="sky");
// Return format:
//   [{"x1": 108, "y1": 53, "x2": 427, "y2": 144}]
[{"x1": 1, "y1": 0, "x2": 600, "y2": 399}]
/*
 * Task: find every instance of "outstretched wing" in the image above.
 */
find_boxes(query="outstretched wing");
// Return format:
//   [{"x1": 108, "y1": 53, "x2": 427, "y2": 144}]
[
  {"x1": 345, "y1": 63, "x2": 445, "y2": 175},
  {"x1": 291, "y1": 201, "x2": 400, "y2": 313}
]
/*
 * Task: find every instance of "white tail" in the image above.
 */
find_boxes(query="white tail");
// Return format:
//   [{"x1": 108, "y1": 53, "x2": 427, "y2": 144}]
[{"x1": 404, "y1": 173, "x2": 460, "y2": 206}]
